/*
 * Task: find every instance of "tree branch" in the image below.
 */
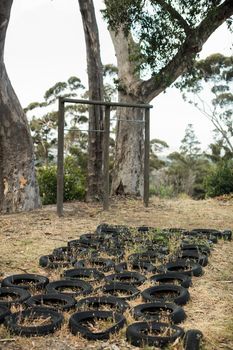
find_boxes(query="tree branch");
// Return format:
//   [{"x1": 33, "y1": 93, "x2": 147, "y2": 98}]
[
  {"x1": 194, "y1": 93, "x2": 233, "y2": 152},
  {"x1": 152, "y1": 0, "x2": 191, "y2": 35},
  {"x1": 140, "y1": 0, "x2": 233, "y2": 102},
  {"x1": 110, "y1": 28, "x2": 143, "y2": 96}
]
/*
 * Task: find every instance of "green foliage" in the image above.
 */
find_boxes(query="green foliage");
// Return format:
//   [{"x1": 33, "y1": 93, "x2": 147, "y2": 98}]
[
  {"x1": 43, "y1": 77, "x2": 85, "y2": 104},
  {"x1": 29, "y1": 112, "x2": 58, "y2": 166},
  {"x1": 103, "y1": 63, "x2": 118, "y2": 102},
  {"x1": 26, "y1": 67, "x2": 118, "y2": 203},
  {"x1": 150, "y1": 138, "x2": 169, "y2": 170},
  {"x1": 25, "y1": 76, "x2": 88, "y2": 167},
  {"x1": 103, "y1": 1, "x2": 226, "y2": 75},
  {"x1": 167, "y1": 124, "x2": 209, "y2": 198},
  {"x1": 176, "y1": 54, "x2": 233, "y2": 158},
  {"x1": 37, "y1": 156, "x2": 86, "y2": 205},
  {"x1": 205, "y1": 139, "x2": 233, "y2": 163},
  {"x1": 63, "y1": 156, "x2": 86, "y2": 202},
  {"x1": 149, "y1": 184, "x2": 175, "y2": 198},
  {"x1": 204, "y1": 161, "x2": 233, "y2": 197},
  {"x1": 26, "y1": 66, "x2": 118, "y2": 168},
  {"x1": 37, "y1": 166, "x2": 57, "y2": 205},
  {"x1": 179, "y1": 123, "x2": 201, "y2": 160}
]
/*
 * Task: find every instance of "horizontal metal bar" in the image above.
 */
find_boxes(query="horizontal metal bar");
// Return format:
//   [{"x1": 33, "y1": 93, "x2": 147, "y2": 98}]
[
  {"x1": 64, "y1": 128, "x2": 117, "y2": 134},
  {"x1": 64, "y1": 128, "x2": 105, "y2": 132},
  {"x1": 60, "y1": 97, "x2": 153, "y2": 109},
  {"x1": 110, "y1": 119, "x2": 145, "y2": 123}
]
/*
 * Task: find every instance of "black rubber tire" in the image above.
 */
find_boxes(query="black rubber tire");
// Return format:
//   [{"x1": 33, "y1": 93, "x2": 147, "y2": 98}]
[
  {"x1": 24, "y1": 293, "x2": 76, "y2": 311},
  {"x1": 183, "y1": 329, "x2": 203, "y2": 350},
  {"x1": 126, "y1": 321, "x2": 184, "y2": 347},
  {"x1": 102, "y1": 248, "x2": 125, "y2": 261},
  {"x1": 45, "y1": 279, "x2": 93, "y2": 296},
  {"x1": 128, "y1": 251, "x2": 162, "y2": 264},
  {"x1": 39, "y1": 254, "x2": 74, "y2": 269},
  {"x1": 180, "y1": 243, "x2": 211, "y2": 255},
  {"x1": 179, "y1": 250, "x2": 208, "y2": 267},
  {"x1": 79, "y1": 233, "x2": 101, "y2": 244},
  {"x1": 74, "y1": 260, "x2": 86, "y2": 268},
  {"x1": 76, "y1": 295, "x2": 129, "y2": 313},
  {"x1": 190, "y1": 228, "x2": 221, "y2": 237},
  {"x1": 132, "y1": 301, "x2": 186, "y2": 324},
  {"x1": 53, "y1": 246, "x2": 71, "y2": 259},
  {"x1": 63, "y1": 268, "x2": 105, "y2": 282},
  {"x1": 221, "y1": 230, "x2": 232, "y2": 241},
  {"x1": 189, "y1": 229, "x2": 220, "y2": 243},
  {"x1": 105, "y1": 271, "x2": 146, "y2": 286},
  {"x1": 137, "y1": 226, "x2": 159, "y2": 233},
  {"x1": 96, "y1": 223, "x2": 130, "y2": 236},
  {"x1": 4, "y1": 307, "x2": 63, "y2": 336},
  {"x1": 141, "y1": 284, "x2": 190, "y2": 306},
  {"x1": 150, "y1": 273, "x2": 192, "y2": 288},
  {"x1": 67, "y1": 238, "x2": 82, "y2": 247},
  {"x1": 0, "y1": 305, "x2": 11, "y2": 323},
  {"x1": 75, "y1": 258, "x2": 115, "y2": 272},
  {"x1": 159, "y1": 259, "x2": 203, "y2": 277},
  {"x1": 1, "y1": 274, "x2": 49, "y2": 291},
  {"x1": 0, "y1": 287, "x2": 31, "y2": 307},
  {"x1": 130, "y1": 260, "x2": 156, "y2": 273},
  {"x1": 80, "y1": 241, "x2": 102, "y2": 251},
  {"x1": 69, "y1": 310, "x2": 126, "y2": 340},
  {"x1": 66, "y1": 240, "x2": 89, "y2": 257},
  {"x1": 208, "y1": 235, "x2": 218, "y2": 244},
  {"x1": 162, "y1": 228, "x2": 188, "y2": 234},
  {"x1": 99, "y1": 282, "x2": 140, "y2": 300},
  {"x1": 114, "y1": 262, "x2": 128, "y2": 273}
]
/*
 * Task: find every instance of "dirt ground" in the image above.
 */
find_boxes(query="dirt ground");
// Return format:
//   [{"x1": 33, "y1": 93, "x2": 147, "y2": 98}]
[{"x1": 0, "y1": 196, "x2": 232, "y2": 350}]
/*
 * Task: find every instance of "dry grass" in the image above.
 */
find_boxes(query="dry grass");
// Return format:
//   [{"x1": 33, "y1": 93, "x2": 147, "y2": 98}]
[{"x1": 0, "y1": 196, "x2": 232, "y2": 349}]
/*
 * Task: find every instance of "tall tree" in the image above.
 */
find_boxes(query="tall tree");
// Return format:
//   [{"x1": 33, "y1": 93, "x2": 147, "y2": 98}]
[
  {"x1": 0, "y1": 0, "x2": 40, "y2": 212},
  {"x1": 167, "y1": 124, "x2": 209, "y2": 197},
  {"x1": 25, "y1": 76, "x2": 86, "y2": 167},
  {"x1": 176, "y1": 53, "x2": 233, "y2": 156},
  {"x1": 78, "y1": 0, "x2": 104, "y2": 201},
  {"x1": 103, "y1": 0, "x2": 233, "y2": 196}
]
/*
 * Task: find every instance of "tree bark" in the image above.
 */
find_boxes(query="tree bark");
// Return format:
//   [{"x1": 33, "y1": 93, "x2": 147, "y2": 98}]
[
  {"x1": 109, "y1": 1, "x2": 233, "y2": 196},
  {"x1": 0, "y1": 0, "x2": 40, "y2": 213},
  {"x1": 109, "y1": 30, "x2": 145, "y2": 196},
  {"x1": 78, "y1": 0, "x2": 104, "y2": 201},
  {"x1": 111, "y1": 94, "x2": 145, "y2": 196}
]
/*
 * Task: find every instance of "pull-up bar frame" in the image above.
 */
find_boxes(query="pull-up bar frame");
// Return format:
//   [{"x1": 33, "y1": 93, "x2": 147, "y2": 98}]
[{"x1": 57, "y1": 97, "x2": 153, "y2": 217}]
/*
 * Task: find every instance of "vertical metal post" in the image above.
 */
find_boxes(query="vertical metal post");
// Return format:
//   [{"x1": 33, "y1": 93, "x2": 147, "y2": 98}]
[
  {"x1": 144, "y1": 107, "x2": 150, "y2": 207},
  {"x1": 103, "y1": 105, "x2": 110, "y2": 210},
  {"x1": 57, "y1": 98, "x2": 65, "y2": 216}
]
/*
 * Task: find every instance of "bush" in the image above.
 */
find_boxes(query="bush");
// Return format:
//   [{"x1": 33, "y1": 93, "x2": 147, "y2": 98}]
[
  {"x1": 37, "y1": 166, "x2": 57, "y2": 205},
  {"x1": 149, "y1": 184, "x2": 175, "y2": 198},
  {"x1": 204, "y1": 161, "x2": 233, "y2": 197},
  {"x1": 37, "y1": 156, "x2": 86, "y2": 205}
]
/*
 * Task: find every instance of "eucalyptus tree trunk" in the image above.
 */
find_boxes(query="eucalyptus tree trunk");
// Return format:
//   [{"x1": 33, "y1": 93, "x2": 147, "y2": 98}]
[
  {"x1": 78, "y1": 0, "x2": 104, "y2": 201},
  {"x1": 110, "y1": 30, "x2": 145, "y2": 196},
  {"x1": 111, "y1": 93, "x2": 145, "y2": 196},
  {"x1": 109, "y1": 1, "x2": 233, "y2": 196},
  {"x1": 0, "y1": 0, "x2": 40, "y2": 213}
]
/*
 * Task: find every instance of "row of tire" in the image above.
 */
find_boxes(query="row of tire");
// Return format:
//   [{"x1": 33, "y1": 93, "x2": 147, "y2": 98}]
[
  {"x1": 38, "y1": 225, "x2": 231, "y2": 270},
  {"x1": 0, "y1": 225, "x2": 231, "y2": 349}
]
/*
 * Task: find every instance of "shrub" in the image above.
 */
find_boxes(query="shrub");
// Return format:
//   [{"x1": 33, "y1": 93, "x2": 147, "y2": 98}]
[
  {"x1": 37, "y1": 166, "x2": 57, "y2": 205},
  {"x1": 149, "y1": 184, "x2": 175, "y2": 198},
  {"x1": 37, "y1": 156, "x2": 86, "y2": 205},
  {"x1": 204, "y1": 161, "x2": 233, "y2": 197}
]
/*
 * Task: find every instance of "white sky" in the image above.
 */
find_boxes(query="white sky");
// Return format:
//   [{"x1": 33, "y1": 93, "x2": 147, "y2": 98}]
[{"x1": 5, "y1": 0, "x2": 233, "y2": 154}]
